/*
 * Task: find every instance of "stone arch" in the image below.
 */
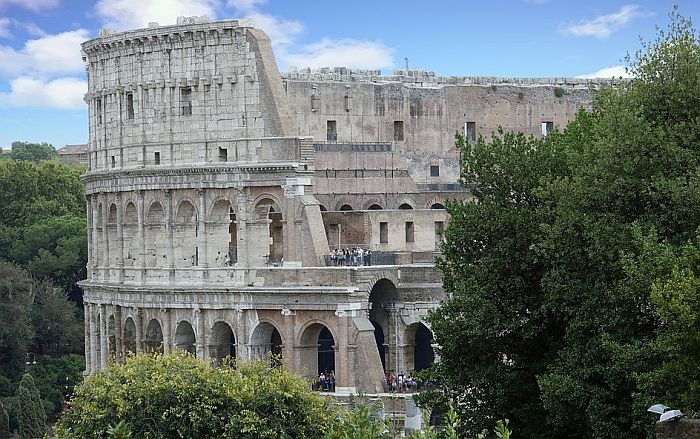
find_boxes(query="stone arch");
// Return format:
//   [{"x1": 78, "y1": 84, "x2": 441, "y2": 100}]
[
  {"x1": 123, "y1": 201, "x2": 138, "y2": 266},
  {"x1": 144, "y1": 318, "x2": 163, "y2": 353},
  {"x1": 145, "y1": 201, "x2": 165, "y2": 267},
  {"x1": 299, "y1": 322, "x2": 336, "y2": 382},
  {"x1": 210, "y1": 199, "x2": 235, "y2": 266},
  {"x1": 252, "y1": 194, "x2": 282, "y2": 215},
  {"x1": 398, "y1": 202, "x2": 414, "y2": 210},
  {"x1": 249, "y1": 320, "x2": 283, "y2": 364},
  {"x1": 174, "y1": 200, "x2": 197, "y2": 267},
  {"x1": 123, "y1": 316, "x2": 137, "y2": 354},
  {"x1": 210, "y1": 321, "x2": 236, "y2": 365},
  {"x1": 174, "y1": 320, "x2": 196, "y2": 356},
  {"x1": 404, "y1": 322, "x2": 435, "y2": 372},
  {"x1": 254, "y1": 197, "x2": 283, "y2": 264},
  {"x1": 318, "y1": 204, "x2": 327, "y2": 212},
  {"x1": 338, "y1": 204, "x2": 353, "y2": 211},
  {"x1": 369, "y1": 278, "x2": 399, "y2": 373},
  {"x1": 430, "y1": 202, "x2": 445, "y2": 209},
  {"x1": 362, "y1": 198, "x2": 385, "y2": 210}
]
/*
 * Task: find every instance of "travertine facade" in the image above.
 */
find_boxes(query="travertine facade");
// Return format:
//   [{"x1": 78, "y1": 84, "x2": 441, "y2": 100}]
[{"x1": 80, "y1": 17, "x2": 600, "y2": 393}]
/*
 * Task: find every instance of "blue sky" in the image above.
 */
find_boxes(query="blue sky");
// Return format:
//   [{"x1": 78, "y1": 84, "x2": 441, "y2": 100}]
[{"x1": 0, "y1": 0, "x2": 697, "y2": 149}]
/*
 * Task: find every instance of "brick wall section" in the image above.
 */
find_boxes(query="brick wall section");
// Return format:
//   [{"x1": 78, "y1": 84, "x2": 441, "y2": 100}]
[{"x1": 656, "y1": 419, "x2": 700, "y2": 438}]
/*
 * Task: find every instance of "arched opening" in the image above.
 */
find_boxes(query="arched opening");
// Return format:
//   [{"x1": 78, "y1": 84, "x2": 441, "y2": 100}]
[
  {"x1": 95, "y1": 313, "x2": 102, "y2": 364},
  {"x1": 300, "y1": 323, "x2": 336, "y2": 383},
  {"x1": 339, "y1": 204, "x2": 353, "y2": 211},
  {"x1": 369, "y1": 279, "x2": 399, "y2": 373},
  {"x1": 398, "y1": 203, "x2": 413, "y2": 210},
  {"x1": 107, "y1": 204, "x2": 118, "y2": 266},
  {"x1": 319, "y1": 204, "x2": 327, "y2": 212},
  {"x1": 107, "y1": 315, "x2": 116, "y2": 358},
  {"x1": 405, "y1": 323, "x2": 435, "y2": 372},
  {"x1": 123, "y1": 317, "x2": 136, "y2": 354},
  {"x1": 430, "y1": 203, "x2": 445, "y2": 210},
  {"x1": 145, "y1": 202, "x2": 165, "y2": 267},
  {"x1": 211, "y1": 321, "x2": 236, "y2": 365},
  {"x1": 368, "y1": 204, "x2": 383, "y2": 210},
  {"x1": 256, "y1": 198, "x2": 283, "y2": 265},
  {"x1": 144, "y1": 319, "x2": 163, "y2": 353},
  {"x1": 174, "y1": 321, "x2": 196, "y2": 356},
  {"x1": 123, "y1": 202, "x2": 137, "y2": 266},
  {"x1": 250, "y1": 322, "x2": 283, "y2": 365},
  {"x1": 211, "y1": 200, "x2": 235, "y2": 266},
  {"x1": 174, "y1": 201, "x2": 197, "y2": 267}
]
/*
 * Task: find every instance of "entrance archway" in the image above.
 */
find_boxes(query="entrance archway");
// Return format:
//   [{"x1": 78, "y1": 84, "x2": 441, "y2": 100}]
[
  {"x1": 369, "y1": 279, "x2": 399, "y2": 373},
  {"x1": 123, "y1": 317, "x2": 136, "y2": 354},
  {"x1": 211, "y1": 321, "x2": 236, "y2": 365},
  {"x1": 144, "y1": 319, "x2": 163, "y2": 353},
  {"x1": 174, "y1": 321, "x2": 196, "y2": 356},
  {"x1": 405, "y1": 323, "x2": 435, "y2": 372},
  {"x1": 250, "y1": 322, "x2": 283, "y2": 365},
  {"x1": 299, "y1": 323, "x2": 335, "y2": 377}
]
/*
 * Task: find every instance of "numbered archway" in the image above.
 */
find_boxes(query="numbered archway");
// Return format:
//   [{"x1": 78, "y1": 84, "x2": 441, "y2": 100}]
[
  {"x1": 174, "y1": 321, "x2": 196, "y2": 356},
  {"x1": 210, "y1": 321, "x2": 236, "y2": 365},
  {"x1": 144, "y1": 319, "x2": 163, "y2": 353},
  {"x1": 299, "y1": 323, "x2": 335, "y2": 376},
  {"x1": 250, "y1": 322, "x2": 283, "y2": 365}
]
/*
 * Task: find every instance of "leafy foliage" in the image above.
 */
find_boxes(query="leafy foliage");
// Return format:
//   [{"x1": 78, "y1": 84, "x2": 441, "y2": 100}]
[
  {"x1": 426, "y1": 9, "x2": 700, "y2": 439},
  {"x1": 0, "y1": 142, "x2": 58, "y2": 163},
  {"x1": 29, "y1": 281, "x2": 83, "y2": 355},
  {"x1": 0, "y1": 262, "x2": 34, "y2": 378},
  {"x1": 55, "y1": 351, "x2": 333, "y2": 439},
  {"x1": 17, "y1": 374, "x2": 46, "y2": 439},
  {"x1": 0, "y1": 402, "x2": 9, "y2": 439}
]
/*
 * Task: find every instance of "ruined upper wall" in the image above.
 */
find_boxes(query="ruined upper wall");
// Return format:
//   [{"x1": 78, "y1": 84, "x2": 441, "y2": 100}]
[{"x1": 82, "y1": 18, "x2": 293, "y2": 172}]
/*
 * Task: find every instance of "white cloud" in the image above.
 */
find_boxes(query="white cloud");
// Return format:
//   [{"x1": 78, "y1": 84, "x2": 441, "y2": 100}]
[
  {"x1": 283, "y1": 38, "x2": 394, "y2": 70},
  {"x1": 0, "y1": 29, "x2": 89, "y2": 77},
  {"x1": 227, "y1": 0, "x2": 266, "y2": 13},
  {"x1": 0, "y1": 17, "x2": 10, "y2": 38},
  {"x1": 559, "y1": 4, "x2": 652, "y2": 39},
  {"x1": 576, "y1": 65, "x2": 632, "y2": 79},
  {"x1": 0, "y1": 76, "x2": 86, "y2": 109},
  {"x1": 0, "y1": 0, "x2": 59, "y2": 12},
  {"x1": 95, "y1": 0, "x2": 220, "y2": 31},
  {"x1": 244, "y1": 10, "x2": 303, "y2": 47}
]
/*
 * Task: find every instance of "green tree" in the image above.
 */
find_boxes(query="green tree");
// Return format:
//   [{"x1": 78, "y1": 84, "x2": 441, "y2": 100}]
[
  {"x1": 17, "y1": 374, "x2": 46, "y2": 439},
  {"x1": 0, "y1": 402, "x2": 10, "y2": 439},
  {"x1": 29, "y1": 281, "x2": 83, "y2": 355},
  {"x1": 55, "y1": 351, "x2": 333, "y2": 438},
  {"x1": 1, "y1": 142, "x2": 58, "y2": 163},
  {"x1": 0, "y1": 262, "x2": 34, "y2": 378}
]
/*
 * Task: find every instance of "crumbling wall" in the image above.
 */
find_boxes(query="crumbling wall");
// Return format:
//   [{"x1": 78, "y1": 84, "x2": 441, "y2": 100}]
[{"x1": 656, "y1": 419, "x2": 700, "y2": 438}]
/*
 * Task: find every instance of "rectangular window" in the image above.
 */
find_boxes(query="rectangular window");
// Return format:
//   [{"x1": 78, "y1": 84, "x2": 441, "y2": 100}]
[
  {"x1": 126, "y1": 93, "x2": 134, "y2": 119},
  {"x1": 219, "y1": 147, "x2": 228, "y2": 162},
  {"x1": 541, "y1": 121, "x2": 554, "y2": 137},
  {"x1": 181, "y1": 87, "x2": 192, "y2": 116},
  {"x1": 435, "y1": 221, "x2": 445, "y2": 249},
  {"x1": 465, "y1": 122, "x2": 476, "y2": 142},
  {"x1": 380, "y1": 222, "x2": 388, "y2": 244},
  {"x1": 430, "y1": 165, "x2": 440, "y2": 177},
  {"x1": 394, "y1": 121, "x2": 404, "y2": 141},
  {"x1": 95, "y1": 98, "x2": 102, "y2": 125},
  {"x1": 327, "y1": 120, "x2": 337, "y2": 141},
  {"x1": 154, "y1": 151, "x2": 161, "y2": 165},
  {"x1": 110, "y1": 155, "x2": 116, "y2": 168},
  {"x1": 405, "y1": 221, "x2": 414, "y2": 243}
]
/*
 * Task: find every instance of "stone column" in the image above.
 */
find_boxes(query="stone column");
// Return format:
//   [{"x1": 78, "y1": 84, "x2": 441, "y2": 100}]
[
  {"x1": 387, "y1": 309, "x2": 399, "y2": 375},
  {"x1": 134, "y1": 308, "x2": 143, "y2": 351},
  {"x1": 101, "y1": 194, "x2": 110, "y2": 278},
  {"x1": 99, "y1": 305, "x2": 108, "y2": 369},
  {"x1": 161, "y1": 309, "x2": 171, "y2": 354},
  {"x1": 85, "y1": 196, "x2": 93, "y2": 275},
  {"x1": 282, "y1": 309, "x2": 296, "y2": 372},
  {"x1": 335, "y1": 313, "x2": 349, "y2": 389},
  {"x1": 165, "y1": 190, "x2": 174, "y2": 269},
  {"x1": 137, "y1": 190, "x2": 145, "y2": 269},
  {"x1": 115, "y1": 194, "x2": 124, "y2": 281},
  {"x1": 196, "y1": 309, "x2": 206, "y2": 360},
  {"x1": 114, "y1": 306, "x2": 123, "y2": 363},
  {"x1": 84, "y1": 303, "x2": 91, "y2": 375},
  {"x1": 197, "y1": 189, "x2": 208, "y2": 267},
  {"x1": 91, "y1": 195, "x2": 99, "y2": 271},
  {"x1": 88, "y1": 304, "x2": 98, "y2": 374}
]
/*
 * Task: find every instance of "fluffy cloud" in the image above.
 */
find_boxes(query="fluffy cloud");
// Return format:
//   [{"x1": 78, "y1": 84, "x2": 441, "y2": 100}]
[
  {"x1": 559, "y1": 4, "x2": 652, "y2": 39},
  {"x1": 283, "y1": 38, "x2": 394, "y2": 70},
  {"x1": 0, "y1": 0, "x2": 59, "y2": 12},
  {"x1": 0, "y1": 29, "x2": 88, "y2": 77},
  {"x1": 576, "y1": 65, "x2": 632, "y2": 79},
  {"x1": 0, "y1": 17, "x2": 10, "y2": 38},
  {"x1": 0, "y1": 76, "x2": 86, "y2": 109},
  {"x1": 227, "y1": 0, "x2": 266, "y2": 13},
  {"x1": 95, "y1": 0, "x2": 220, "y2": 31}
]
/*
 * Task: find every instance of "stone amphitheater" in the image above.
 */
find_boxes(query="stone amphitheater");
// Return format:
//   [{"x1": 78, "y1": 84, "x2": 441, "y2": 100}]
[{"x1": 79, "y1": 16, "x2": 603, "y2": 394}]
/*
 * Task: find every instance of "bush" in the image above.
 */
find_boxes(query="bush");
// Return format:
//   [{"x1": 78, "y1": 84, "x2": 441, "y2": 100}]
[
  {"x1": 55, "y1": 351, "x2": 333, "y2": 438},
  {"x1": 17, "y1": 374, "x2": 46, "y2": 439}
]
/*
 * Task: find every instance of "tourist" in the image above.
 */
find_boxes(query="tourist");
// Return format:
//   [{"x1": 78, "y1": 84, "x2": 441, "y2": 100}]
[{"x1": 223, "y1": 253, "x2": 231, "y2": 266}]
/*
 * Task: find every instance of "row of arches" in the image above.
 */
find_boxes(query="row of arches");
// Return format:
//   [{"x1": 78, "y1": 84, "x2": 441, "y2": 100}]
[{"x1": 318, "y1": 201, "x2": 445, "y2": 212}]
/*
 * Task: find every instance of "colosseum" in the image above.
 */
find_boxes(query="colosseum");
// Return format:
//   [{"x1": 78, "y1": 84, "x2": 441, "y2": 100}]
[{"x1": 79, "y1": 16, "x2": 603, "y2": 393}]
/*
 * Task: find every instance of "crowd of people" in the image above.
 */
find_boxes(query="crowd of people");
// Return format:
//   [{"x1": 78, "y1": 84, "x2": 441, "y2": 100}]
[
  {"x1": 385, "y1": 372, "x2": 418, "y2": 393},
  {"x1": 327, "y1": 247, "x2": 372, "y2": 266},
  {"x1": 315, "y1": 370, "x2": 336, "y2": 392}
]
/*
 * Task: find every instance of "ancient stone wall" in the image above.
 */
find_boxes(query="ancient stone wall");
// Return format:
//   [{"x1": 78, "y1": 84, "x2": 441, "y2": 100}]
[{"x1": 656, "y1": 419, "x2": 700, "y2": 438}]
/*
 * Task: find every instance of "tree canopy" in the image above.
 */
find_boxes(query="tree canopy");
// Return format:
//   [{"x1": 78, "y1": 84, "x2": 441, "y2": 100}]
[
  {"x1": 0, "y1": 142, "x2": 58, "y2": 163},
  {"x1": 425, "y1": 9, "x2": 700, "y2": 439}
]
